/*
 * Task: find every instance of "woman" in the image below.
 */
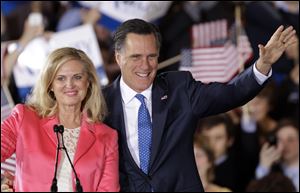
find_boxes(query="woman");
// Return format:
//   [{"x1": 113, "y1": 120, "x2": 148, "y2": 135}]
[{"x1": 1, "y1": 47, "x2": 119, "y2": 192}]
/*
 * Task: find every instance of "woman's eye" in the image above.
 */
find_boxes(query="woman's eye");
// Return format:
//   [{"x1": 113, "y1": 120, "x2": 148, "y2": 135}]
[
  {"x1": 74, "y1": 75, "x2": 82, "y2": 80},
  {"x1": 57, "y1": 76, "x2": 65, "y2": 81}
]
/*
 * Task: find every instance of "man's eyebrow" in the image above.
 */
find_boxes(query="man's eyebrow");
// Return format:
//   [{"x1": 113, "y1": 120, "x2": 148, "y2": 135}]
[
  {"x1": 148, "y1": 53, "x2": 158, "y2": 57},
  {"x1": 129, "y1": 54, "x2": 142, "y2": 57}
]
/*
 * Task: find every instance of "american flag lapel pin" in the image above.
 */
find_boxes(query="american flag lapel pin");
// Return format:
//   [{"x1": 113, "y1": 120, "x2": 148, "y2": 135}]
[{"x1": 161, "y1": 95, "x2": 168, "y2": 100}]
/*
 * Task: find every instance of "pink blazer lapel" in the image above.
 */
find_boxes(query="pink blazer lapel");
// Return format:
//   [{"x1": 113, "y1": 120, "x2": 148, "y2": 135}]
[
  {"x1": 73, "y1": 113, "x2": 96, "y2": 165},
  {"x1": 41, "y1": 113, "x2": 96, "y2": 164},
  {"x1": 41, "y1": 116, "x2": 60, "y2": 148}
]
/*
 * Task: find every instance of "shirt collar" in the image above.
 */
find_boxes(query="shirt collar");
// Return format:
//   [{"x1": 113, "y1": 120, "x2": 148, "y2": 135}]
[
  {"x1": 120, "y1": 76, "x2": 152, "y2": 105},
  {"x1": 215, "y1": 154, "x2": 228, "y2": 166}
]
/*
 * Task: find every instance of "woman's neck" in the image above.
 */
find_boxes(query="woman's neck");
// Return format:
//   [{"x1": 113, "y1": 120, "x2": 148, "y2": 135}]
[{"x1": 58, "y1": 105, "x2": 82, "y2": 129}]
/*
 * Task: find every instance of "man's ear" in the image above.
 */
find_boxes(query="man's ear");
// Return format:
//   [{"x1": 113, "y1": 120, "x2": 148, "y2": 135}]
[
  {"x1": 227, "y1": 137, "x2": 234, "y2": 148},
  {"x1": 115, "y1": 52, "x2": 121, "y2": 67}
]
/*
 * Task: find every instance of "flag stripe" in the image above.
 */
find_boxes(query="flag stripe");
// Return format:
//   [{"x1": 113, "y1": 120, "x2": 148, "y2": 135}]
[{"x1": 181, "y1": 19, "x2": 252, "y2": 83}]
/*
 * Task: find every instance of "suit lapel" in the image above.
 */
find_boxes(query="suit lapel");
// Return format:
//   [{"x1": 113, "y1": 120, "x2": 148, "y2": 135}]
[
  {"x1": 106, "y1": 76, "x2": 169, "y2": 174},
  {"x1": 107, "y1": 78, "x2": 146, "y2": 173},
  {"x1": 106, "y1": 77, "x2": 126, "y2": 136},
  {"x1": 150, "y1": 77, "x2": 169, "y2": 170}
]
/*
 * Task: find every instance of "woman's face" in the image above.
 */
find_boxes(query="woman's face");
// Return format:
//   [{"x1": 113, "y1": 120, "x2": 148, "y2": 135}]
[{"x1": 51, "y1": 60, "x2": 89, "y2": 108}]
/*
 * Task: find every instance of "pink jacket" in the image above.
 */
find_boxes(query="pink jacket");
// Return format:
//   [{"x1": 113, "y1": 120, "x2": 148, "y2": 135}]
[{"x1": 1, "y1": 104, "x2": 120, "y2": 192}]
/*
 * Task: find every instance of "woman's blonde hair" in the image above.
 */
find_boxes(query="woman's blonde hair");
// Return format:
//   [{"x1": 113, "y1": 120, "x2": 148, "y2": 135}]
[{"x1": 26, "y1": 47, "x2": 107, "y2": 122}]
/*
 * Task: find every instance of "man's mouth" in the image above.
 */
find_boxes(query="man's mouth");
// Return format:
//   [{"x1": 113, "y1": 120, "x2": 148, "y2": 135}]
[{"x1": 136, "y1": 72, "x2": 150, "y2": 78}]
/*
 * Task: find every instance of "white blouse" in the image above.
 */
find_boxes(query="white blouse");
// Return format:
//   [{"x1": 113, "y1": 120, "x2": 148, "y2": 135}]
[{"x1": 57, "y1": 127, "x2": 80, "y2": 192}]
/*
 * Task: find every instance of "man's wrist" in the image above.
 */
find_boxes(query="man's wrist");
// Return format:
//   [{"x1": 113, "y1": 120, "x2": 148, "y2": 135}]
[{"x1": 256, "y1": 59, "x2": 272, "y2": 75}]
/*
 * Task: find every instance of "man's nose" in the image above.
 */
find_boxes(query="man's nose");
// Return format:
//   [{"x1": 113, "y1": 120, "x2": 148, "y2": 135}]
[{"x1": 140, "y1": 57, "x2": 151, "y2": 69}]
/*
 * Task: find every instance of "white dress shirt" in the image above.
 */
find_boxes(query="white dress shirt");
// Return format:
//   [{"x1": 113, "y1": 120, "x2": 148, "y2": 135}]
[
  {"x1": 256, "y1": 163, "x2": 299, "y2": 191},
  {"x1": 120, "y1": 77, "x2": 152, "y2": 166},
  {"x1": 119, "y1": 64, "x2": 270, "y2": 166}
]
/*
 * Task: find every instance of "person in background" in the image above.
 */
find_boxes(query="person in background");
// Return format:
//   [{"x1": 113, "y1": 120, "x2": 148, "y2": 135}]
[
  {"x1": 255, "y1": 119, "x2": 299, "y2": 191},
  {"x1": 198, "y1": 114, "x2": 239, "y2": 191},
  {"x1": 194, "y1": 136, "x2": 232, "y2": 192},
  {"x1": 274, "y1": 36, "x2": 299, "y2": 122},
  {"x1": 2, "y1": 16, "x2": 44, "y2": 85},
  {"x1": 1, "y1": 47, "x2": 119, "y2": 192},
  {"x1": 243, "y1": 82, "x2": 279, "y2": 146},
  {"x1": 56, "y1": 3, "x2": 120, "y2": 83},
  {"x1": 246, "y1": 172, "x2": 296, "y2": 192},
  {"x1": 1, "y1": 1, "x2": 64, "y2": 104}
]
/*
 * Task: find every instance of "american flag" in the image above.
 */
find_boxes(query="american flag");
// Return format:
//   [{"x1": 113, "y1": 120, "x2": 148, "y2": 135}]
[
  {"x1": 1, "y1": 86, "x2": 16, "y2": 176},
  {"x1": 180, "y1": 19, "x2": 253, "y2": 83},
  {"x1": 192, "y1": 19, "x2": 228, "y2": 48}
]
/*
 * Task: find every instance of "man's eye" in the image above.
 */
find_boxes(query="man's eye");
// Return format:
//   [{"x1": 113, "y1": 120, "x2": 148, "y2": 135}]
[
  {"x1": 132, "y1": 56, "x2": 140, "y2": 60},
  {"x1": 148, "y1": 55, "x2": 157, "y2": 60}
]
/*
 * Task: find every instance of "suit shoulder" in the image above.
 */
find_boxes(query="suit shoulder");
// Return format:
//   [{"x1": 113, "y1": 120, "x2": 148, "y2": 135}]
[{"x1": 156, "y1": 71, "x2": 194, "y2": 85}]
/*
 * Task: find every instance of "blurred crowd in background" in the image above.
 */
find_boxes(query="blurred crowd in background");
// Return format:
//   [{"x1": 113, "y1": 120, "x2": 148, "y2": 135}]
[{"x1": 1, "y1": 1, "x2": 299, "y2": 192}]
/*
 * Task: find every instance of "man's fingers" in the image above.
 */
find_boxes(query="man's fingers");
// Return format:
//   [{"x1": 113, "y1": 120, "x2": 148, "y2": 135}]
[
  {"x1": 279, "y1": 26, "x2": 294, "y2": 43},
  {"x1": 271, "y1": 25, "x2": 284, "y2": 41},
  {"x1": 258, "y1": 44, "x2": 265, "y2": 56},
  {"x1": 284, "y1": 34, "x2": 298, "y2": 48},
  {"x1": 283, "y1": 29, "x2": 296, "y2": 43}
]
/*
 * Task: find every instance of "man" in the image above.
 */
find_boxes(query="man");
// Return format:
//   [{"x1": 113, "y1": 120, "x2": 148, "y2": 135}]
[
  {"x1": 1, "y1": 19, "x2": 296, "y2": 192},
  {"x1": 199, "y1": 114, "x2": 238, "y2": 191},
  {"x1": 255, "y1": 119, "x2": 299, "y2": 191},
  {"x1": 103, "y1": 19, "x2": 296, "y2": 192}
]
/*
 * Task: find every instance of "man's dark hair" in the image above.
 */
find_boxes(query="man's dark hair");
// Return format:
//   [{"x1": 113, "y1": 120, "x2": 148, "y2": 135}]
[
  {"x1": 246, "y1": 172, "x2": 296, "y2": 192},
  {"x1": 197, "y1": 114, "x2": 235, "y2": 139},
  {"x1": 113, "y1": 18, "x2": 162, "y2": 52}
]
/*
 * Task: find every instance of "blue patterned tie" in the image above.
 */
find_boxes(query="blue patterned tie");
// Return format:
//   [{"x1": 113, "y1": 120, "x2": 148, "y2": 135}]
[{"x1": 136, "y1": 94, "x2": 152, "y2": 174}]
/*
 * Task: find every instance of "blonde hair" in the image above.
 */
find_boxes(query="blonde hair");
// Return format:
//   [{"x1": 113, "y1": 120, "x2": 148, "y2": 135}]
[{"x1": 26, "y1": 47, "x2": 107, "y2": 122}]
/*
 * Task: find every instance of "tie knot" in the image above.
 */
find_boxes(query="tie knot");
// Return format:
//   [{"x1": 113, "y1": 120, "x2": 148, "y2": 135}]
[{"x1": 135, "y1": 94, "x2": 145, "y2": 104}]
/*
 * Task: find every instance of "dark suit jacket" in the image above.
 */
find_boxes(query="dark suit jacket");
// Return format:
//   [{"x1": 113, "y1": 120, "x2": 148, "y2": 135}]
[{"x1": 103, "y1": 65, "x2": 267, "y2": 192}]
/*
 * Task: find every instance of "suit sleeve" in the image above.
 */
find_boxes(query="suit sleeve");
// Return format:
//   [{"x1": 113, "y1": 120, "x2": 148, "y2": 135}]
[
  {"x1": 1, "y1": 104, "x2": 24, "y2": 162},
  {"x1": 186, "y1": 65, "x2": 267, "y2": 117},
  {"x1": 97, "y1": 130, "x2": 120, "y2": 192}
]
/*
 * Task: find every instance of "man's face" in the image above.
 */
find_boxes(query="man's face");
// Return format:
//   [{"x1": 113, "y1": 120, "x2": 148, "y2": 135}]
[
  {"x1": 277, "y1": 126, "x2": 299, "y2": 164},
  {"x1": 115, "y1": 33, "x2": 159, "y2": 93},
  {"x1": 248, "y1": 96, "x2": 270, "y2": 122},
  {"x1": 202, "y1": 124, "x2": 232, "y2": 160}
]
